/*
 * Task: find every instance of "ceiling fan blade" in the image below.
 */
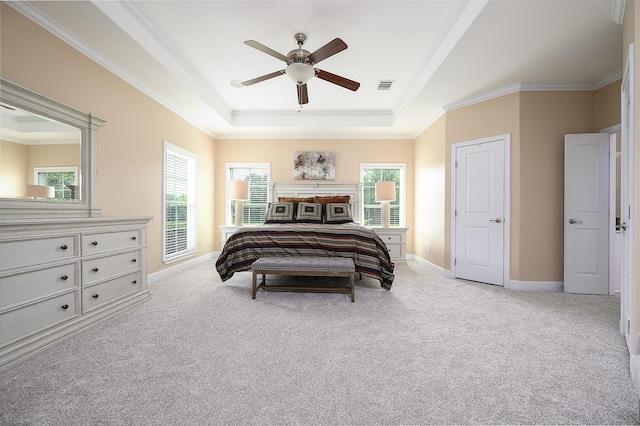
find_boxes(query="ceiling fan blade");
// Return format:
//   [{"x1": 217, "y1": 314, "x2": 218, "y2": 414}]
[
  {"x1": 244, "y1": 40, "x2": 290, "y2": 62},
  {"x1": 307, "y1": 38, "x2": 348, "y2": 64},
  {"x1": 315, "y1": 69, "x2": 360, "y2": 91},
  {"x1": 241, "y1": 70, "x2": 285, "y2": 86},
  {"x1": 297, "y1": 84, "x2": 309, "y2": 105}
]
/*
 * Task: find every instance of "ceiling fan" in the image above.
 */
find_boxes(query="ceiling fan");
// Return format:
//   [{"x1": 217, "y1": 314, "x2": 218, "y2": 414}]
[{"x1": 237, "y1": 33, "x2": 360, "y2": 105}]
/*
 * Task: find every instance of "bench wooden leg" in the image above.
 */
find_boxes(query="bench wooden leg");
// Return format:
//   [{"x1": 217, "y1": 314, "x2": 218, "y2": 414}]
[
  {"x1": 252, "y1": 271, "x2": 257, "y2": 299},
  {"x1": 350, "y1": 272, "x2": 355, "y2": 302}
]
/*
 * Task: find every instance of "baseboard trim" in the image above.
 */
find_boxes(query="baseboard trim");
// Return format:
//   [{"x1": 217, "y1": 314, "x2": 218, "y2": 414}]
[
  {"x1": 407, "y1": 255, "x2": 447, "y2": 275},
  {"x1": 507, "y1": 280, "x2": 564, "y2": 292},
  {"x1": 148, "y1": 252, "x2": 218, "y2": 283}
]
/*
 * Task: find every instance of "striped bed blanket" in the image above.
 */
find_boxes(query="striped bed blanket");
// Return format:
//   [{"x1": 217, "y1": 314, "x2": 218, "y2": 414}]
[{"x1": 215, "y1": 223, "x2": 395, "y2": 290}]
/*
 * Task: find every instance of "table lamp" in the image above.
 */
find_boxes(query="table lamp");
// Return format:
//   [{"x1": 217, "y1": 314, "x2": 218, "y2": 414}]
[
  {"x1": 229, "y1": 180, "x2": 249, "y2": 226},
  {"x1": 25, "y1": 185, "x2": 55, "y2": 199},
  {"x1": 375, "y1": 181, "x2": 396, "y2": 228}
]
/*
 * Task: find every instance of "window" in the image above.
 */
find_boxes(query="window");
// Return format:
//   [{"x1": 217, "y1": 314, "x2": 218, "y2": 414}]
[
  {"x1": 164, "y1": 141, "x2": 197, "y2": 263},
  {"x1": 34, "y1": 167, "x2": 78, "y2": 200},
  {"x1": 360, "y1": 163, "x2": 406, "y2": 227},
  {"x1": 226, "y1": 163, "x2": 270, "y2": 225}
]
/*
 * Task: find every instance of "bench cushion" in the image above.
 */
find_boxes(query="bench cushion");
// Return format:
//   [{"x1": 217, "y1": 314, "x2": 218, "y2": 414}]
[{"x1": 252, "y1": 257, "x2": 355, "y2": 273}]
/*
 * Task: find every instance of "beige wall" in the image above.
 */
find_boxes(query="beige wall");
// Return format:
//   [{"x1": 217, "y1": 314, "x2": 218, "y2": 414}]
[
  {"x1": 0, "y1": 4, "x2": 217, "y2": 274},
  {"x1": 27, "y1": 143, "x2": 82, "y2": 182},
  {"x1": 413, "y1": 115, "x2": 446, "y2": 266},
  {"x1": 519, "y1": 91, "x2": 596, "y2": 281},
  {"x1": 595, "y1": 81, "x2": 623, "y2": 131},
  {"x1": 214, "y1": 138, "x2": 415, "y2": 251},
  {"x1": 0, "y1": 139, "x2": 27, "y2": 197}
]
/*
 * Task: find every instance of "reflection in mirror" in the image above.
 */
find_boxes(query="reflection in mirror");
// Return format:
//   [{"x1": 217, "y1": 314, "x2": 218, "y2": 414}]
[{"x1": 0, "y1": 104, "x2": 82, "y2": 200}]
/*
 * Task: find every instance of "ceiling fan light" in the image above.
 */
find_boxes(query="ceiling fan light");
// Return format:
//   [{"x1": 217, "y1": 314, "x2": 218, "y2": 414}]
[{"x1": 285, "y1": 62, "x2": 315, "y2": 84}]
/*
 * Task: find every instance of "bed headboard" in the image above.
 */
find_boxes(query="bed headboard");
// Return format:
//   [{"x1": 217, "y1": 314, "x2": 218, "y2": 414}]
[{"x1": 269, "y1": 182, "x2": 363, "y2": 224}]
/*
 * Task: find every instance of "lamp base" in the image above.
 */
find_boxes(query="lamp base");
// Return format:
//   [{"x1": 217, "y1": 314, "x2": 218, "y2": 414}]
[
  {"x1": 381, "y1": 201, "x2": 391, "y2": 228},
  {"x1": 234, "y1": 200, "x2": 244, "y2": 226}
]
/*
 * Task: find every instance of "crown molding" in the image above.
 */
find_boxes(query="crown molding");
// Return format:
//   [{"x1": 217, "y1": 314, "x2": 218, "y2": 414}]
[
  {"x1": 444, "y1": 69, "x2": 624, "y2": 113},
  {"x1": 214, "y1": 131, "x2": 415, "y2": 140}
]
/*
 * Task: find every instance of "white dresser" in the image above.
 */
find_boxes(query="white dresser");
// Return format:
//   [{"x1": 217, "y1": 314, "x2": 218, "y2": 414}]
[
  {"x1": 0, "y1": 217, "x2": 151, "y2": 369},
  {"x1": 370, "y1": 227, "x2": 408, "y2": 262}
]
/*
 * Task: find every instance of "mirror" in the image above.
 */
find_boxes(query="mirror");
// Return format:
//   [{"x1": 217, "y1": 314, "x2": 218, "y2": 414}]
[
  {"x1": 1, "y1": 105, "x2": 82, "y2": 200},
  {"x1": 0, "y1": 78, "x2": 104, "y2": 219}
]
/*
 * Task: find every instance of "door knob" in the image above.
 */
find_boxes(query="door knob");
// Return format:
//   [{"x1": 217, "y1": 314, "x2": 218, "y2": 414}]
[
  {"x1": 490, "y1": 218, "x2": 502, "y2": 223},
  {"x1": 568, "y1": 218, "x2": 583, "y2": 224},
  {"x1": 616, "y1": 222, "x2": 627, "y2": 231}
]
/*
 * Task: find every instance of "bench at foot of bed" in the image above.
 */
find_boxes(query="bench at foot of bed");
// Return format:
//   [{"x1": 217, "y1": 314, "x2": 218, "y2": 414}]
[{"x1": 251, "y1": 257, "x2": 355, "y2": 302}]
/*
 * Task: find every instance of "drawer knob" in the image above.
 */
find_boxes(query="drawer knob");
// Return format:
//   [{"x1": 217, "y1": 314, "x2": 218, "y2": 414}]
[
  {"x1": 91, "y1": 241, "x2": 98, "y2": 246},
  {"x1": 132, "y1": 258, "x2": 137, "y2": 263},
  {"x1": 132, "y1": 280, "x2": 138, "y2": 284},
  {"x1": 61, "y1": 275, "x2": 69, "y2": 281},
  {"x1": 131, "y1": 236, "x2": 137, "y2": 241},
  {"x1": 61, "y1": 304, "x2": 69, "y2": 310},
  {"x1": 60, "y1": 245, "x2": 68, "y2": 250},
  {"x1": 92, "y1": 294, "x2": 99, "y2": 299},
  {"x1": 92, "y1": 267, "x2": 99, "y2": 272}
]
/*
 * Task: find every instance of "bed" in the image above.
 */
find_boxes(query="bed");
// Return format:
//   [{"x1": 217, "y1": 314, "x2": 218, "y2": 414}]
[{"x1": 215, "y1": 182, "x2": 395, "y2": 290}]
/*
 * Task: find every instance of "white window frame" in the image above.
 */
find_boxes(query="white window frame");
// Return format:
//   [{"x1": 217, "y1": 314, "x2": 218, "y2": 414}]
[
  {"x1": 360, "y1": 163, "x2": 406, "y2": 227},
  {"x1": 163, "y1": 141, "x2": 197, "y2": 263},
  {"x1": 34, "y1": 166, "x2": 79, "y2": 200},
  {"x1": 226, "y1": 163, "x2": 271, "y2": 225}
]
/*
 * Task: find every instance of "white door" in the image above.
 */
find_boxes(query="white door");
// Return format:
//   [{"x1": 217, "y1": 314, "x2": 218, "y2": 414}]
[
  {"x1": 453, "y1": 138, "x2": 506, "y2": 286},
  {"x1": 564, "y1": 133, "x2": 610, "y2": 294}
]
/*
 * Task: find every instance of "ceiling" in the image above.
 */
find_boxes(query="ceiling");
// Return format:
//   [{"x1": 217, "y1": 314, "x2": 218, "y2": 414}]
[{"x1": 7, "y1": 0, "x2": 624, "y2": 139}]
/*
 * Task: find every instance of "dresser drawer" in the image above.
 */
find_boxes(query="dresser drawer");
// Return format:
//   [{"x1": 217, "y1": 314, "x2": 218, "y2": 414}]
[
  {"x1": 0, "y1": 235, "x2": 78, "y2": 271},
  {"x1": 0, "y1": 262, "x2": 80, "y2": 309},
  {"x1": 83, "y1": 250, "x2": 142, "y2": 285},
  {"x1": 0, "y1": 291, "x2": 79, "y2": 345},
  {"x1": 385, "y1": 244, "x2": 402, "y2": 259},
  {"x1": 377, "y1": 233, "x2": 403, "y2": 244},
  {"x1": 82, "y1": 271, "x2": 142, "y2": 313},
  {"x1": 82, "y1": 229, "x2": 141, "y2": 255}
]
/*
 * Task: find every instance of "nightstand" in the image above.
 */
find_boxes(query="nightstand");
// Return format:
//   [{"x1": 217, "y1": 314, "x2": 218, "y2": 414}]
[
  {"x1": 219, "y1": 225, "x2": 242, "y2": 247},
  {"x1": 370, "y1": 227, "x2": 408, "y2": 262}
]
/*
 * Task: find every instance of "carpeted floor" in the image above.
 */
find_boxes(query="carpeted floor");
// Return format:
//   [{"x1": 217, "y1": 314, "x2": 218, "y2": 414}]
[{"x1": 0, "y1": 259, "x2": 638, "y2": 425}]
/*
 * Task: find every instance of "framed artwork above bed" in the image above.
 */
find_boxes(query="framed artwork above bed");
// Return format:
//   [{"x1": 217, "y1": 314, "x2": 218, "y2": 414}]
[{"x1": 293, "y1": 151, "x2": 335, "y2": 180}]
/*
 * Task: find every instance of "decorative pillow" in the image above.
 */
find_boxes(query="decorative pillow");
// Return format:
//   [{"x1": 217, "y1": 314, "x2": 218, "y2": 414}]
[
  {"x1": 325, "y1": 203, "x2": 354, "y2": 224},
  {"x1": 264, "y1": 202, "x2": 295, "y2": 223},
  {"x1": 314, "y1": 195, "x2": 350, "y2": 204},
  {"x1": 278, "y1": 196, "x2": 315, "y2": 203},
  {"x1": 295, "y1": 202, "x2": 323, "y2": 223}
]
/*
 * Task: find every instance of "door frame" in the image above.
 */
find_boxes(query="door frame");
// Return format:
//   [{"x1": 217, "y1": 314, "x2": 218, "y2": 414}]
[
  {"x1": 620, "y1": 42, "x2": 636, "y2": 356},
  {"x1": 451, "y1": 134, "x2": 511, "y2": 286},
  {"x1": 604, "y1": 126, "x2": 621, "y2": 296}
]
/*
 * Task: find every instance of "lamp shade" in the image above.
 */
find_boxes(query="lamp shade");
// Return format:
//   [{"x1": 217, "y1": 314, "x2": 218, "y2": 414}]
[
  {"x1": 26, "y1": 184, "x2": 55, "y2": 198},
  {"x1": 229, "y1": 180, "x2": 249, "y2": 200},
  {"x1": 375, "y1": 181, "x2": 396, "y2": 202}
]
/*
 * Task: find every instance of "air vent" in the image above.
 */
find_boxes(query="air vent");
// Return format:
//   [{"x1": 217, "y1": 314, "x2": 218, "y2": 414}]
[{"x1": 377, "y1": 80, "x2": 395, "y2": 91}]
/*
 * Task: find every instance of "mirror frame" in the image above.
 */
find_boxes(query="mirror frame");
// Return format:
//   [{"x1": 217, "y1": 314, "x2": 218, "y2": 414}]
[{"x1": 0, "y1": 78, "x2": 104, "y2": 219}]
